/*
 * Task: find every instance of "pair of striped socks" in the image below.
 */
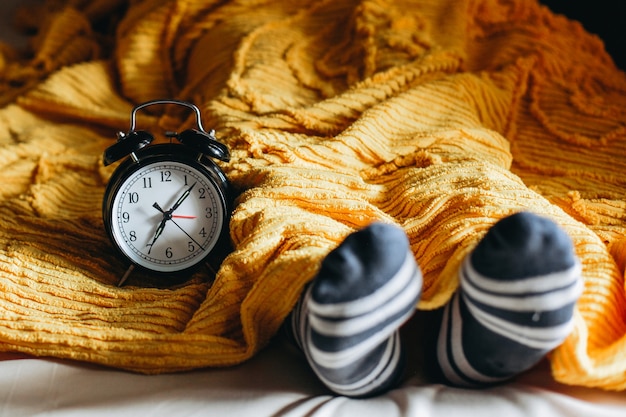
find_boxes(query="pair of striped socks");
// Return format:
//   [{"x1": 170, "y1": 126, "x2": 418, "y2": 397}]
[{"x1": 286, "y1": 212, "x2": 583, "y2": 397}]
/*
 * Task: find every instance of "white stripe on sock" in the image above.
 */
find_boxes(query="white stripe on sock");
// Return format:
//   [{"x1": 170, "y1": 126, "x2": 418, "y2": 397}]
[
  {"x1": 437, "y1": 293, "x2": 508, "y2": 386},
  {"x1": 451, "y1": 293, "x2": 509, "y2": 384},
  {"x1": 295, "y1": 286, "x2": 313, "y2": 349},
  {"x1": 436, "y1": 293, "x2": 472, "y2": 386},
  {"x1": 463, "y1": 294, "x2": 576, "y2": 350},
  {"x1": 308, "y1": 306, "x2": 414, "y2": 369},
  {"x1": 461, "y1": 262, "x2": 583, "y2": 313},
  {"x1": 308, "y1": 250, "x2": 420, "y2": 318},
  {"x1": 463, "y1": 257, "x2": 582, "y2": 295},
  {"x1": 299, "y1": 296, "x2": 405, "y2": 397},
  {"x1": 309, "y1": 271, "x2": 421, "y2": 337},
  {"x1": 318, "y1": 332, "x2": 402, "y2": 397}
]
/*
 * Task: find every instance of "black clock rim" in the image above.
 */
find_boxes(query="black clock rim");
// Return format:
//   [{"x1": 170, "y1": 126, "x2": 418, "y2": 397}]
[{"x1": 102, "y1": 143, "x2": 232, "y2": 278}]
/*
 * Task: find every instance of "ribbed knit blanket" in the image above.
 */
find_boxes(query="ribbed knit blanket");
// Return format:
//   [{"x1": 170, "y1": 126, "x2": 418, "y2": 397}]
[{"x1": 1, "y1": 0, "x2": 625, "y2": 390}]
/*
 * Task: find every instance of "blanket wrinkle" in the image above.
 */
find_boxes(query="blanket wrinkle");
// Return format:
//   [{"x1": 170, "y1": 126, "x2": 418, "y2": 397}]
[{"x1": 1, "y1": 0, "x2": 626, "y2": 390}]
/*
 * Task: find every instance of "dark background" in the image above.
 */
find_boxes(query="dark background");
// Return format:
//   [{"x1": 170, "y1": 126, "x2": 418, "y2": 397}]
[{"x1": 541, "y1": 0, "x2": 626, "y2": 70}]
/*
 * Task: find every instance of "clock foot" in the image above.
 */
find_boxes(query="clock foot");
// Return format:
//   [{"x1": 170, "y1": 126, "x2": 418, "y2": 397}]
[{"x1": 117, "y1": 264, "x2": 135, "y2": 287}]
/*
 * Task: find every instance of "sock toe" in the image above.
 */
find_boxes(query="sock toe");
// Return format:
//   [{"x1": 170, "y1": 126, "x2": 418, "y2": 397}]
[
  {"x1": 471, "y1": 211, "x2": 577, "y2": 280},
  {"x1": 311, "y1": 222, "x2": 415, "y2": 305}
]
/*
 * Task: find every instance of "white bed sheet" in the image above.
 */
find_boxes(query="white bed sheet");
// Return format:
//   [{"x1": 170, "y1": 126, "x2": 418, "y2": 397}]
[{"x1": 2, "y1": 340, "x2": 625, "y2": 417}]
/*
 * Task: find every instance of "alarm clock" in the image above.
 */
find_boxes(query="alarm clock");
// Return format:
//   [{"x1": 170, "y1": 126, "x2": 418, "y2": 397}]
[{"x1": 102, "y1": 99, "x2": 232, "y2": 286}]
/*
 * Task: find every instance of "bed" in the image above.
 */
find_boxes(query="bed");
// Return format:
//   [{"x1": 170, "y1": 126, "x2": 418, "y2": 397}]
[
  {"x1": 2, "y1": 340, "x2": 626, "y2": 417},
  {"x1": 1, "y1": 0, "x2": 626, "y2": 416}
]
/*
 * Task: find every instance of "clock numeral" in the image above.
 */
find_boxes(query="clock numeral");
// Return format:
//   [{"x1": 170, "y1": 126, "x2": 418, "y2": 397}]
[
  {"x1": 161, "y1": 171, "x2": 172, "y2": 182},
  {"x1": 122, "y1": 212, "x2": 130, "y2": 223},
  {"x1": 205, "y1": 207, "x2": 213, "y2": 218},
  {"x1": 129, "y1": 231, "x2": 137, "y2": 241},
  {"x1": 143, "y1": 177, "x2": 153, "y2": 188},
  {"x1": 165, "y1": 247, "x2": 173, "y2": 258},
  {"x1": 188, "y1": 241, "x2": 195, "y2": 252},
  {"x1": 199, "y1": 227, "x2": 207, "y2": 238},
  {"x1": 198, "y1": 188, "x2": 206, "y2": 199},
  {"x1": 128, "y1": 192, "x2": 139, "y2": 204}
]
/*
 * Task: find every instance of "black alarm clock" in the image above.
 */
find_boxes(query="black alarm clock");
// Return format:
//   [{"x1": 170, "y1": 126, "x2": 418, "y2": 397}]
[{"x1": 102, "y1": 99, "x2": 232, "y2": 286}]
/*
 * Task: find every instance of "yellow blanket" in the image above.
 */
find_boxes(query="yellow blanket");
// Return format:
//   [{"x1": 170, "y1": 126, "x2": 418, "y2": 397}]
[{"x1": 1, "y1": 0, "x2": 626, "y2": 390}]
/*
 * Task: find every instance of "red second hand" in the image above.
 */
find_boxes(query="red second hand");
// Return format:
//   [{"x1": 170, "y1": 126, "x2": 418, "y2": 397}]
[{"x1": 172, "y1": 214, "x2": 197, "y2": 219}]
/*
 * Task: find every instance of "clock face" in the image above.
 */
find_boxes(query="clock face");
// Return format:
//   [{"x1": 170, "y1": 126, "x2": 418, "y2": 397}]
[{"x1": 109, "y1": 160, "x2": 225, "y2": 273}]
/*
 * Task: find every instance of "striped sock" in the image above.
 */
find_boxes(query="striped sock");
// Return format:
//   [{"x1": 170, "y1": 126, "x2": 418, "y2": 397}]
[
  {"x1": 436, "y1": 212, "x2": 583, "y2": 387},
  {"x1": 288, "y1": 222, "x2": 422, "y2": 397}
]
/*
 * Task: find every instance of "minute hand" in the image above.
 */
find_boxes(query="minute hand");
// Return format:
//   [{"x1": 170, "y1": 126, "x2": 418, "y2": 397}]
[{"x1": 170, "y1": 182, "x2": 197, "y2": 212}]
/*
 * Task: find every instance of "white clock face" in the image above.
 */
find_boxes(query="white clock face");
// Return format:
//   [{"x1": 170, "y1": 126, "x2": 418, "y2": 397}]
[{"x1": 110, "y1": 161, "x2": 225, "y2": 272}]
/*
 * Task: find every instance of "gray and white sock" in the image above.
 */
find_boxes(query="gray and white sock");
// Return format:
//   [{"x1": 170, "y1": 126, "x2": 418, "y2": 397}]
[
  {"x1": 436, "y1": 212, "x2": 583, "y2": 387},
  {"x1": 289, "y1": 222, "x2": 422, "y2": 397}
]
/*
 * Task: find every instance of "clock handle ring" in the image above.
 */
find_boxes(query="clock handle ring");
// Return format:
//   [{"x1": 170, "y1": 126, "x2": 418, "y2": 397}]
[{"x1": 129, "y1": 99, "x2": 208, "y2": 133}]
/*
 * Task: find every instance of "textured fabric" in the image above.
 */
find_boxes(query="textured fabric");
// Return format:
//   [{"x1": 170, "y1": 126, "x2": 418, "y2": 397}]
[{"x1": 0, "y1": 0, "x2": 625, "y2": 391}]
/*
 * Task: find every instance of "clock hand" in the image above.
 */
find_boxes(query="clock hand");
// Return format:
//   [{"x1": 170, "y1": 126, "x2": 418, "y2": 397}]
[
  {"x1": 170, "y1": 182, "x2": 197, "y2": 213},
  {"x1": 147, "y1": 202, "x2": 171, "y2": 254},
  {"x1": 170, "y1": 219, "x2": 206, "y2": 251},
  {"x1": 152, "y1": 202, "x2": 173, "y2": 216},
  {"x1": 147, "y1": 217, "x2": 167, "y2": 254}
]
